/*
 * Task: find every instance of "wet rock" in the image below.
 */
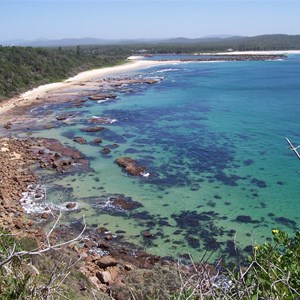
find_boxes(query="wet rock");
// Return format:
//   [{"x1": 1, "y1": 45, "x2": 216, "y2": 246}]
[
  {"x1": 102, "y1": 148, "x2": 111, "y2": 154},
  {"x1": 56, "y1": 112, "x2": 78, "y2": 121},
  {"x1": 89, "y1": 117, "x2": 116, "y2": 124},
  {"x1": 115, "y1": 157, "x2": 146, "y2": 176},
  {"x1": 124, "y1": 264, "x2": 132, "y2": 271},
  {"x1": 82, "y1": 126, "x2": 105, "y2": 133},
  {"x1": 105, "y1": 234, "x2": 113, "y2": 241},
  {"x1": 143, "y1": 231, "x2": 154, "y2": 238},
  {"x1": 109, "y1": 197, "x2": 142, "y2": 210},
  {"x1": 89, "y1": 94, "x2": 117, "y2": 101},
  {"x1": 93, "y1": 138, "x2": 102, "y2": 144},
  {"x1": 73, "y1": 137, "x2": 87, "y2": 144},
  {"x1": 66, "y1": 202, "x2": 77, "y2": 209},
  {"x1": 44, "y1": 123, "x2": 55, "y2": 129},
  {"x1": 41, "y1": 212, "x2": 49, "y2": 219},
  {"x1": 3, "y1": 122, "x2": 12, "y2": 129}
]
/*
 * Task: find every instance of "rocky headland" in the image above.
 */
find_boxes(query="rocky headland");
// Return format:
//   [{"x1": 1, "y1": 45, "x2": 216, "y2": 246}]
[{"x1": 0, "y1": 62, "x2": 219, "y2": 298}]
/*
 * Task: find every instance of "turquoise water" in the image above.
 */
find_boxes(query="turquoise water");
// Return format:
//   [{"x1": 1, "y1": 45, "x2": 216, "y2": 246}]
[{"x1": 15, "y1": 55, "x2": 300, "y2": 261}]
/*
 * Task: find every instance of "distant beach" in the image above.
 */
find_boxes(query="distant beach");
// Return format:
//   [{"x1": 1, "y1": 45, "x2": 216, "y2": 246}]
[
  {"x1": 2, "y1": 50, "x2": 297, "y2": 118},
  {"x1": 0, "y1": 59, "x2": 175, "y2": 117}
]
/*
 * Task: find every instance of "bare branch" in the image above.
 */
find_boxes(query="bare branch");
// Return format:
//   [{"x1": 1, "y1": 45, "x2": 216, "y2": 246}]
[{"x1": 0, "y1": 214, "x2": 86, "y2": 268}]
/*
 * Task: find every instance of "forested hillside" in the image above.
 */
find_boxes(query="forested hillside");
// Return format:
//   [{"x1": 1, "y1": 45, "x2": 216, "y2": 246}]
[
  {"x1": 1, "y1": 34, "x2": 300, "y2": 101},
  {"x1": 0, "y1": 46, "x2": 131, "y2": 101}
]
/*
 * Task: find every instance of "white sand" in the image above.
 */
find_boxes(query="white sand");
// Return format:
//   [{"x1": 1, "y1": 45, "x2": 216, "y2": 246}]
[
  {"x1": 1, "y1": 50, "x2": 299, "y2": 115},
  {"x1": 0, "y1": 59, "x2": 173, "y2": 115}
]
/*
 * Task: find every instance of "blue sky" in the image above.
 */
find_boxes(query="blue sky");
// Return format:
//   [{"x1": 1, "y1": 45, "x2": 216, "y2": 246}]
[{"x1": 1, "y1": 0, "x2": 300, "y2": 41}]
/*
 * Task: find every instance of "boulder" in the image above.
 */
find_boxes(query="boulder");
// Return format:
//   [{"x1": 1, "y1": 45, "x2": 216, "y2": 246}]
[
  {"x1": 96, "y1": 256, "x2": 119, "y2": 269},
  {"x1": 102, "y1": 148, "x2": 111, "y2": 154},
  {"x1": 89, "y1": 94, "x2": 117, "y2": 101},
  {"x1": 96, "y1": 271, "x2": 111, "y2": 284},
  {"x1": 115, "y1": 157, "x2": 146, "y2": 176},
  {"x1": 73, "y1": 137, "x2": 87, "y2": 144},
  {"x1": 93, "y1": 138, "x2": 102, "y2": 144},
  {"x1": 82, "y1": 127, "x2": 105, "y2": 133}
]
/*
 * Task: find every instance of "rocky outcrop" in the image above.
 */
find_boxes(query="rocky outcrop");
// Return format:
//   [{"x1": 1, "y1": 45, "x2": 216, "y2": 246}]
[
  {"x1": 82, "y1": 126, "x2": 105, "y2": 132},
  {"x1": 0, "y1": 137, "x2": 89, "y2": 207},
  {"x1": 115, "y1": 157, "x2": 146, "y2": 176},
  {"x1": 56, "y1": 112, "x2": 78, "y2": 121},
  {"x1": 93, "y1": 138, "x2": 102, "y2": 144},
  {"x1": 73, "y1": 136, "x2": 87, "y2": 144},
  {"x1": 88, "y1": 94, "x2": 117, "y2": 101},
  {"x1": 102, "y1": 148, "x2": 111, "y2": 155}
]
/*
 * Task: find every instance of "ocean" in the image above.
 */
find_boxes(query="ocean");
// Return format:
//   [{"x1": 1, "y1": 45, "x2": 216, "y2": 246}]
[{"x1": 15, "y1": 54, "x2": 300, "y2": 261}]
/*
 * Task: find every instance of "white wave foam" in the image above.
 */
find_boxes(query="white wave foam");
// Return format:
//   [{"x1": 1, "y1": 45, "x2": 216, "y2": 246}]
[
  {"x1": 20, "y1": 184, "x2": 78, "y2": 214},
  {"x1": 156, "y1": 68, "x2": 182, "y2": 73}
]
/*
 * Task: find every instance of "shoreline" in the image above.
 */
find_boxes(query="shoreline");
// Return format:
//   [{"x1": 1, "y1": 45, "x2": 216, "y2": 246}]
[
  {"x1": 0, "y1": 59, "x2": 175, "y2": 116},
  {"x1": 2, "y1": 50, "x2": 296, "y2": 117}
]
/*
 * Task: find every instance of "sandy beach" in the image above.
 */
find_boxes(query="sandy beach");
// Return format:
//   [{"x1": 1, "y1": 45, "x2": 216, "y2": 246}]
[
  {"x1": 0, "y1": 59, "x2": 173, "y2": 116},
  {"x1": 1, "y1": 51, "x2": 298, "y2": 118}
]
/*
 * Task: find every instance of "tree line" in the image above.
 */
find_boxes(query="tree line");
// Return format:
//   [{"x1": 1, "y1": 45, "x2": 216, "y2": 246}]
[{"x1": 0, "y1": 45, "x2": 131, "y2": 101}]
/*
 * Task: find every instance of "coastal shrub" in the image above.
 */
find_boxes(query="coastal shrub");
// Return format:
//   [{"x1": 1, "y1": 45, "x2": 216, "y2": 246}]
[
  {"x1": 0, "y1": 227, "x2": 105, "y2": 300},
  {"x1": 167, "y1": 230, "x2": 300, "y2": 299},
  {"x1": 113, "y1": 263, "x2": 181, "y2": 300},
  {"x1": 240, "y1": 229, "x2": 300, "y2": 299}
]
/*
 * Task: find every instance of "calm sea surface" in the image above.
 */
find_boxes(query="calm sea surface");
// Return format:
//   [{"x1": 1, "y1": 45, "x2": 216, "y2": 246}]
[{"x1": 22, "y1": 55, "x2": 300, "y2": 261}]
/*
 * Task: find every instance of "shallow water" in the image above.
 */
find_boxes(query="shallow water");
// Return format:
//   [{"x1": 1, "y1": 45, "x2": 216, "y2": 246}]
[{"x1": 11, "y1": 55, "x2": 300, "y2": 261}]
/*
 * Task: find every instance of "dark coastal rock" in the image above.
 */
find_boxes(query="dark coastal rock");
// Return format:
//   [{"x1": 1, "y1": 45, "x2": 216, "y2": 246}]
[
  {"x1": 44, "y1": 123, "x2": 55, "y2": 129},
  {"x1": 89, "y1": 117, "x2": 116, "y2": 124},
  {"x1": 40, "y1": 138, "x2": 83, "y2": 159},
  {"x1": 3, "y1": 122, "x2": 12, "y2": 129},
  {"x1": 41, "y1": 212, "x2": 49, "y2": 219},
  {"x1": 56, "y1": 112, "x2": 78, "y2": 121},
  {"x1": 143, "y1": 231, "x2": 154, "y2": 238},
  {"x1": 144, "y1": 79, "x2": 159, "y2": 84},
  {"x1": 115, "y1": 157, "x2": 146, "y2": 176},
  {"x1": 73, "y1": 137, "x2": 87, "y2": 144},
  {"x1": 89, "y1": 94, "x2": 117, "y2": 101},
  {"x1": 66, "y1": 202, "x2": 77, "y2": 209},
  {"x1": 102, "y1": 148, "x2": 111, "y2": 155},
  {"x1": 82, "y1": 126, "x2": 106, "y2": 133},
  {"x1": 109, "y1": 196, "x2": 143, "y2": 211},
  {"x1": 93, "y1": 138, "x2": 103, "y2": 144}
]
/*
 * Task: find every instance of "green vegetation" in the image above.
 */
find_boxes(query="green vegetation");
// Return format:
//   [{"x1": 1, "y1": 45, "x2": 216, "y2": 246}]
[
  {"x1": 142, "y1": 34, "x2": 300, "y2": 53},
  {"x1": 1, "y1": 226, "x2": 300, "y2": 299},
  {"x1": 167, "y1": 229, "x2": 300, "y2": 299},
  {"x1": 0, "y1": 227, "x2": 106, "y2": 300},
  {"x1": 1, "y1": 35, "x2": 300, "y2": 101},
  {"x1": 244, "y1": 229, "x2": 300, "y2": 299},
  {"x1": 0, "y1": 45, "x2": 131, "y2": 101}
]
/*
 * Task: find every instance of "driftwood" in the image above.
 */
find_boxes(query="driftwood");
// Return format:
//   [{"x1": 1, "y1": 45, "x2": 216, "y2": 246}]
[{"x1": 286, "y1": 138, "x2": 300, "y2": 160}]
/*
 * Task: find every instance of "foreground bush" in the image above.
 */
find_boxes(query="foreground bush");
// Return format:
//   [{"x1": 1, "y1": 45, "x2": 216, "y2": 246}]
[
  {"x1": 1, "y1": 225, "x2": 300, "y2": 299},
  {"x1": 169, "y1": 230, "x2": 300, "y2": 300},
  {"x1": 243, "y1": 229, "x2": 300, "y2": 299}
]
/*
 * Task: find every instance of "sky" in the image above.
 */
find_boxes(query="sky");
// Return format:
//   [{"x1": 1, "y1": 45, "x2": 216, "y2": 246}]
[{"x1": 1, "y1": 0, "x2": 300, "y2": 41}]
